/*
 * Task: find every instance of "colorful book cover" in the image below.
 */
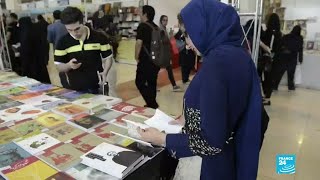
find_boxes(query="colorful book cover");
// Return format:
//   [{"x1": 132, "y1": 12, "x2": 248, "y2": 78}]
[
  {"x1": 93, "y1": 109, "x2": 126, "y2": 123},
  {"x1": 72, "y1": 98, "x2": 106, "y2": 113},
  {"x1": 1, "y1": 156, "x2": 58, "y2": 180},
  {"x1": 0, "y1": 100, "x2": 23, "y2": 111},
  {"x1": 26, "y1": 83, "x2": 56, "y2": 93},
  {"x1": 111, "y1": 102, "x2": 144, "y2": 114},
  {"x1": 66, "y1": 163, "x2": 119, "y2": 180},
  {"x1": 0, "y1": 82, "x2": 14, "y2": 90},
  {"x1": 132, "y1": 108, "x2": 156, "y2": 119},
  {"x1": 19, "y1": 95, "x2": 61, "y2": 107},
  {"x1": 10, "y1": 118, "x2": 45, "y2": 138},
  {"x1": 93, "y1": 123, "x2": 129, "y2": 143},
  {"x1": 52, "y1": 104, "x2": 89, "y2": 118},
  {"x1": 0, "y1": 142, "x2": 31, "y2": 168},
  {"x1": 70, "y1": 133, "x2": 105, "y2": 153},
  {"x1": 46, "y1": 88, "x2": 74, "y2": 97},
  {"x1": 39, "y1": 143, "x2": 84, "y2": 171},
  {"x1": 67, "y1": 114, "x2": 106, "y2": 132},
  {"x1": 0, "y1": 104, "x2": 46, "y2": 122},
  {"x1": 45, "y1": 172, "x2": 75, "y2": 180},
  {"x1": 58, "y1": 91, "x2": 94, "y2": 101},
  {"x1": 80, "y1": 142, "x2": 144, "y2": 179},
  {"x1": 46, "y1": 123, "x2": 84, "y2": 142},
  {"x1": 0, "y1": 127, "x2": 20, "y2": 145},
  {"x1": 35, "y1": 112, "x2": 66, "y2": 128},
  {"x1": 12, "y1": 78, "x2": 40, "y2": 87},
  {"x1": 36, "y1": 100, "x2": 69, "y2": 111},
  {"x1": 0, "y1": 87, "x2": 27, "y2": 96},
  {"x1": 15, "y1": 133, "x2": 61, "y2": 155},
  {"x1": 9, "y1": 91, "x2": 43, "y2": 101}
]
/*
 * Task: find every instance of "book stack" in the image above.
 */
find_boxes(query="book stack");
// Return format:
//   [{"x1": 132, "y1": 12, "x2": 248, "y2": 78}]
[{"x1": 0, "y1": 72, "x2": 164, "y2": 180}]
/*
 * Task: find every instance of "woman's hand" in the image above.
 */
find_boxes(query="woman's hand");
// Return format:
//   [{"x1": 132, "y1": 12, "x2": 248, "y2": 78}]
[
  {"x1": 138, "y1": 127, "x2": 166, "y2": 146},
  {"x1": 169, "y1": 115, "x2": 185, "y2": 126}
]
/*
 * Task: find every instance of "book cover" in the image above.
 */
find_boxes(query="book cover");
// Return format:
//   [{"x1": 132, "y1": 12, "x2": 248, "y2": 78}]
[
  {"x1": 0, "y1": 87, "x2": 27, "y2": 96},
  {"x1": 15, "y1": 133, "x2": 61, "y2": 155},
  {"x1": 0, "y1": 100, "x2": 23, "y2": 111},
  {"x1": 35, "y1": 112, "x2": 66, "y2": 128},
  {"x1": 93, "y1": 109, "x2": 126, "y2": 123},
  {"x1": 52, "y1": 104, "x2": 89, "y2": 118},
  {"x1": 36, "y1": 100, "x2": 69, "y2": 111},
  {"x1": 0, "y1": 127, "x2": 20, "y2": 145},
  {"x1": 0, "y1": 82, "x2": 13, "y2": 90},
  {"x1": 1, "y1": 156, "x2": 58, "y2": 180},
  {"x1": 26, "y1": 83, "x2": 56, "y2": 93},
  {"x1": 46, "y1": 88, "x2": 74, "y2": 97},
  {"x1": 111, "y1": 102, "x2": 145, "y2": 114},
  {"x1": 72, "y1": 98, "x2": 105, "y2": 113},
  {"x1": 0, "y1": 95, "x2": 12, "y2": 105},
  {"x1": 9, "y1": 77, "x2": 39, "y2": 87},
  {"x1": 39, "y1": 143, "x2": 84, "y2": 171},
  {"x1": 45, "y1": 172, "x2": 75, "y2": 180},
  {"x1": 80, "y1": 142, "x2": 144, "y2": 179},
  {"x1": 91, "y1": 95, "x2": 122, "y2": 107},
  {"x1": 46, "y1": 123, "x2": 84, "y2": 142},
  {"x1": 132, "y1": 108, "x2": 156, "y2": 119},
  {"x1": 19, "y1": 95, "x2": 61, "y2": 107},
  {"x1": 124, "y1": 141, "x2": 163, "y2": 158},
  {"x1": 93, "y1": 123, "x2": 129, "y2": 143},
  {"x1": 9, "y1": 91, "x2": 43, "y2": 101},
  {"x1": 0, "y1": 105, "x2": 47, "y2": 123},
  {"x1": 59, "y1": 91, "x2": 94, "y2": 101},
  {"x1": 10, "y1": 118, "x2": 45, "y2": 138},
  {"x1": 70, "y1": 133, "x2": 105, "y2": 153},
  {"x1": 67, "y1": 114, "x2": 106, "y2": 132},
  {"x1": 66, "y1": 163, "x2": 119, "y2": 180},
  {"x1": 0, "y1": 142, "x2": 31, "y2": 168}
]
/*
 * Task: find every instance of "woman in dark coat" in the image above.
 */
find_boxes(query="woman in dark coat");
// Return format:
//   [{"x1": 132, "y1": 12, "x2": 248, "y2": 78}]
[
  {"x1": 273, "y1": 25, "x2": 303, "y2": 90},
  {"x1": 260, "y1": 13, "x2": 282, "y2": 105},
  {"x1": 34, "y1": 15, "x2": 50, "y2": 83},
  {"x1": 18, "y1": 17, "x2": 36, "y2": 79}
]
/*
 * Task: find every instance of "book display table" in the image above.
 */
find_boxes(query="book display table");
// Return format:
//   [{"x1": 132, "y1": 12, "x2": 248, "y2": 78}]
[{"x1": 0, "y1": 72, "x2": 170, "y2": 180}]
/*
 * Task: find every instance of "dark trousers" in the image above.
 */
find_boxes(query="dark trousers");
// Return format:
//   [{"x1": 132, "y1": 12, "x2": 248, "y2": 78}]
[
  {"x1": 166, "y1": 65, "x2": 176, "y2": 87},
  {"x1": 181, "y1": 65, "x2": 192, "y2": 83},
  {"x1": 135, "y1": 61, "x2": 160, "y2": 109},
  {"x1": 273, "y1": 59, "x2": 297, "y2": 90},
  {"x1": 261, "y1": 105, "x2": 270, "y2": 149},
  {"x1": 257, "y1": 59, "x2": 273, "y2": 98}
]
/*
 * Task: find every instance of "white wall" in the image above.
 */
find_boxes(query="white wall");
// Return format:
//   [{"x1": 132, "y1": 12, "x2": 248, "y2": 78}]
[
  {"x1": 282, "y1": 0, "x2": 320, "y2": 39},
  {"x1": 149, "y1": 0, "x2": 190, "y2": 28}
]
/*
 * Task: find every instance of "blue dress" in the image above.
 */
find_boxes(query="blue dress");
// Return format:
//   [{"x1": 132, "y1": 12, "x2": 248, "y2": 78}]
[{"x1": 165, "y1": 0, "x2": 262, "y2": 179}]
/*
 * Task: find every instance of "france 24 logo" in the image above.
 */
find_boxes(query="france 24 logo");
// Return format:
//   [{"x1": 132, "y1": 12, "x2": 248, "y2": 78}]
[{"x1": 276, "y1": 154, "x2": 296, "y2": 174}]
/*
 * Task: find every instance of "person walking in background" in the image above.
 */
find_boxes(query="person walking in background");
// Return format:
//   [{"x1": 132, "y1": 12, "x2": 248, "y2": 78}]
[
  {"x1": 260, "y1": 13, "x2": 282, "y2": 105},
  {"x1": 34, "y1": 15, "x2": 51, "y2": 83},
  {"x1": 135, "y1": 5, "x2": 160, "y2": 109},
  {"x1": 48, "y1": 10, "x2": 69, "y2": 87},
  {"x1": 6, "y1": 13, "x2": 21, "y2": 75},
  {"x1": 273, "y1": 25, "x2": 304, "y2": 91},
  {"x1": 159, "y1": 15, "x2": 182, "y2": 92},
  {"x1": 139, "y1": 0, "x2": 262, "y2": 179},
  {"x1": 175, "y1": 29, "x2": 196, "y2": 85}
]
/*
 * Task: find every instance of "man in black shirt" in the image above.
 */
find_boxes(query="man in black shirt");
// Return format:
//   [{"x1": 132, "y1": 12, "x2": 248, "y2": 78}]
[
  {"x1": 55, "y1": 7, "x2": 113, "y2": 94},
  {"x1": 135, "y1": 5, "x2": 160, "y2": 109}
]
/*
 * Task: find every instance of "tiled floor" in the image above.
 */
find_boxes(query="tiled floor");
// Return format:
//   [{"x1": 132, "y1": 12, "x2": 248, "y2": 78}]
[{"x1": 48, "y1": 62, "x2": 320, "y2": 180}]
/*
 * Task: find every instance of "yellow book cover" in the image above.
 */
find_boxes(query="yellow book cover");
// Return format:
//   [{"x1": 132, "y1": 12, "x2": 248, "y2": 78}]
[
  {"x1": 0, "y1": 127, "x2": 19, "y2": 145},
  {"x1": 36, "y1": 112, "x2": 66, "y2": 128},
  {"x1": 53, "y1": 104, "x2": 89, "y2": 118},
  {"x1": 1, "y1": 156, "x2": 58, "y2": 180}
]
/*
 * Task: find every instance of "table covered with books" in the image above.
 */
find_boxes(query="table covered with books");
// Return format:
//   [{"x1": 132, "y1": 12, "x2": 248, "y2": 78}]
[{"x1": 0, "y1": 71, "x2": 179, "y2": 180}]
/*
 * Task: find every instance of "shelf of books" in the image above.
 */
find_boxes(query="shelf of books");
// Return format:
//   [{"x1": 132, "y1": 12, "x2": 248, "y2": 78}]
[{"x1": 0, "y1": 71, "x2": 169, "y2": 180}]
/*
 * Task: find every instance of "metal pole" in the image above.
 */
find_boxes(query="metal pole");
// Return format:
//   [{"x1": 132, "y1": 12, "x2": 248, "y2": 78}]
[
  {"x1": 251, "y1": 0, "x2": 259, "y2": 62},
  {"x1": 1, "y1": 13, "x2": 12, "y2": 71},
  {"x1": 253, "y1": 0, "x2": 264, "y2": 65}
]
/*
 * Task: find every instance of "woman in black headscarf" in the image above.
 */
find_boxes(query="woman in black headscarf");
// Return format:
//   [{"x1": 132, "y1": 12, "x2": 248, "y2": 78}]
[
  {"x1": 34, "y1": 15, "x2": 50, "y2": 83},
  {"x1": 273, "y1": 25, "x2": 303, "y2": 90},
  {"x1": 260, "y1": 13, "x2": 282, "y2": 105},
  {"x1": 18, "y1": 17, "x2": 36, "y2": 78}
]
